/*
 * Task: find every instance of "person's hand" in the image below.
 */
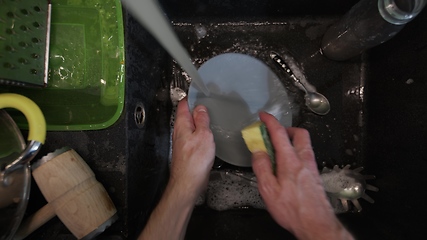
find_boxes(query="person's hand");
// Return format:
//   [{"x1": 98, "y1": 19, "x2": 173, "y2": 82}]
[
  {"x1": 170, "y1": 98, "x2": 215, "y2": 201},
  {"x1": 252, "y1": 112, "x2": 353, "y2": 240},
  {"x1": 138, "y1": 98, "x2": 215, "y2": 240}
]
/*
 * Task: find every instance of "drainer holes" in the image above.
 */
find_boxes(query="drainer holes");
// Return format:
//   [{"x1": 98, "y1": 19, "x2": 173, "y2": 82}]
[
  {"x1": 3, "y1": 62, "x2": 13, "y2": 69},
  {"x1": 134, "y1": 103, "x2": 146, "y2": 128},
  {"x1": 18, "y1": 58, "x2": 28, "y2": 64},
  {"x1": 5, "y1": 46, "x2": 14, "y2": 52}
]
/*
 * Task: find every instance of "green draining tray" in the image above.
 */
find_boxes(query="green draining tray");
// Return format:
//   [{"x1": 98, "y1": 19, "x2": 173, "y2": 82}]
[
  {"x1": 0, "y1": 0, "x2": 125, "y2": 131},
  {"x1": 0, "y1": 0, "x2": 51, "y2": 87}
]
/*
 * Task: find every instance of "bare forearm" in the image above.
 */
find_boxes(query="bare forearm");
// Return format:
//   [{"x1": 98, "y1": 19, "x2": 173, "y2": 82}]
[{"x1": 138, "y1": 182, "x2": 195, "y2": 240}]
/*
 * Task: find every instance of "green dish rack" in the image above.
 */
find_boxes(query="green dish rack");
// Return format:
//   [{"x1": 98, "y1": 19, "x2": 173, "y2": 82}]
[{"x1": 0, "y1": 0, "x2": 125, "y2": 131}]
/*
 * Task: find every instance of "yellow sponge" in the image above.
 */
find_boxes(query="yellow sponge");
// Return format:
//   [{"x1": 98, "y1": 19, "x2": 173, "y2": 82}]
[{"x1": 241, "y1": 121, "x2": 275, "y2": 171}]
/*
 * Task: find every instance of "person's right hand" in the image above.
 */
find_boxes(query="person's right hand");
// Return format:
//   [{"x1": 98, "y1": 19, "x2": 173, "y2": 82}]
[{"x1": 252, "y1": 112, "x2": 353, "y2": 240}]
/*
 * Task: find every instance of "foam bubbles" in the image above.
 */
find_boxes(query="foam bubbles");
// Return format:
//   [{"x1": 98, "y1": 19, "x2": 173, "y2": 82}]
[
  {"x1": 196, "y1": 169, "x2": 351, "y2": 214},
  {"x1": 321, "y1": 169, "x2": 357, "y2": 193},
  {"x1": 194, "y1": 24, "x2": 208, "y2": 39},
  {"x1": 202, "y1": 171, "x2": 265, "y2": 211}
]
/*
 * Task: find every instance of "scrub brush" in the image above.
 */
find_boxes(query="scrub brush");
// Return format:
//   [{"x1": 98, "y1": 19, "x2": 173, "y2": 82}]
[{"x1": 0, "y1": 0, "x2": 51, "y2": 87}]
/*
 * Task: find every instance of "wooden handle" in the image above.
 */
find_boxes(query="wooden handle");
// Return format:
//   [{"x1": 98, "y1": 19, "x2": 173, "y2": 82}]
[
  {"x1": 29, "y1": 149, "x2": 117, "y2": 239},
  {"x1": 14, "y1": 203, "x2": 56, "y2": 240}
]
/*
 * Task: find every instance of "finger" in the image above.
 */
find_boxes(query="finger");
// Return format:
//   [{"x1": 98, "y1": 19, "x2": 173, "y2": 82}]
[
  {"x1": 192, "y1": 105, "x2": 210, "y2": 132},
  {"x1": 174, "y1": 98, "x2": 195, "y2": 138},
  {"x1": 252, "y1": 151, "x2": 278, "y2": 196},
  {"x1": 259, "y1": 112, "x2": 301, "y2": 177},
  {"x1": 286, "y1": 128, "x2": 318, "y2": 173},
  {"x1": 286, "y1": 127, "x2": 311, "y2": 149}
]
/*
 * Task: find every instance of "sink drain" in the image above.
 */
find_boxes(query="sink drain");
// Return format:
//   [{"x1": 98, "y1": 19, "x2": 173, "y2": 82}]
[{"x1": 134, "y1": 103, "x2": 145, "y2": 128}]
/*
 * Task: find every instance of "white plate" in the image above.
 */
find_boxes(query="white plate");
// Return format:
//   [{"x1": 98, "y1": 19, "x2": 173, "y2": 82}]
[{"x1": 188, "y1": 53, "x2": 292, "y2": 167}]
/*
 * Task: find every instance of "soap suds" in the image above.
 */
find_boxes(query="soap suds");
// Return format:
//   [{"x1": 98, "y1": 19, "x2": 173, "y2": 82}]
[
  {"x1": 199, "y1": 171, "x2": 265, "y2": 211},
  {"x1": 197, "y1": 169, "x2": 347, "y2": 214}
]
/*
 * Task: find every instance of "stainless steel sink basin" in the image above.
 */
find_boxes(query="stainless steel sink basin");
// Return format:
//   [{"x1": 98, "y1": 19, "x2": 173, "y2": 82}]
[{"x1": 22, "y1": 0, "x2": 427, "y2": 239}]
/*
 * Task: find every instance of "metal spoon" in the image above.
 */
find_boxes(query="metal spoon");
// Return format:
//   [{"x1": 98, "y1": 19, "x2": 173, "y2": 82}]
[{"x1": 270, "y1": 51, "x2": 330, "y2": 115}]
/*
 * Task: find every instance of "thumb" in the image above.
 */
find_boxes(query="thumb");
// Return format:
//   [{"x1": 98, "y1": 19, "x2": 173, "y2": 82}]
[{"x1": 193, "y1": 105, "x2": 210, "y2": 131}]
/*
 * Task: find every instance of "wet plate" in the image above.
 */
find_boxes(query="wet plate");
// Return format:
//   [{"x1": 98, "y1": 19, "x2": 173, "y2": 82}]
[
  {"x1": 0, "y1": 0, "x2": 125, "y2": 130},
  {"x1": 188, "y1": 53, "x2": 292, "y2": 167}
]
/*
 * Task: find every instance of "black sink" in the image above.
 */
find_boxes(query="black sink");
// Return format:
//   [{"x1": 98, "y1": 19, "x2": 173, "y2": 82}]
[{"x1": 23, "y1": 0, "x2": 427, "y2": 239}]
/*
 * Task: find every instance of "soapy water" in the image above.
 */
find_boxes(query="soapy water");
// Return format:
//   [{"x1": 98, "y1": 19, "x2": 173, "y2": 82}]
[
  {"x1": 191, "y1": 166, "x2": 377, "y2": 213},
  {"x1": 194, "y1": 24, "x2": 208, "y2": 39},
  {"x1": 202, "y1": 170, "x2": 265, "y2": 211},
  {"x1": 169, "y1": 98, "x2": 370, "y2": 212}
]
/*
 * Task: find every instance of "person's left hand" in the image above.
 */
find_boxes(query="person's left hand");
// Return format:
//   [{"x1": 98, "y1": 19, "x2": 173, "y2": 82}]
[{"x1": 170, "y1": 98, "x2": 215, "y2": 200}]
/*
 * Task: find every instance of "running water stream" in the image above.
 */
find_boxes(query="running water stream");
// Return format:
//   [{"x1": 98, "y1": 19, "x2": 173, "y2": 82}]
[{"x1": 121, "y1": 0, "x2": 210, "y2": 96}]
